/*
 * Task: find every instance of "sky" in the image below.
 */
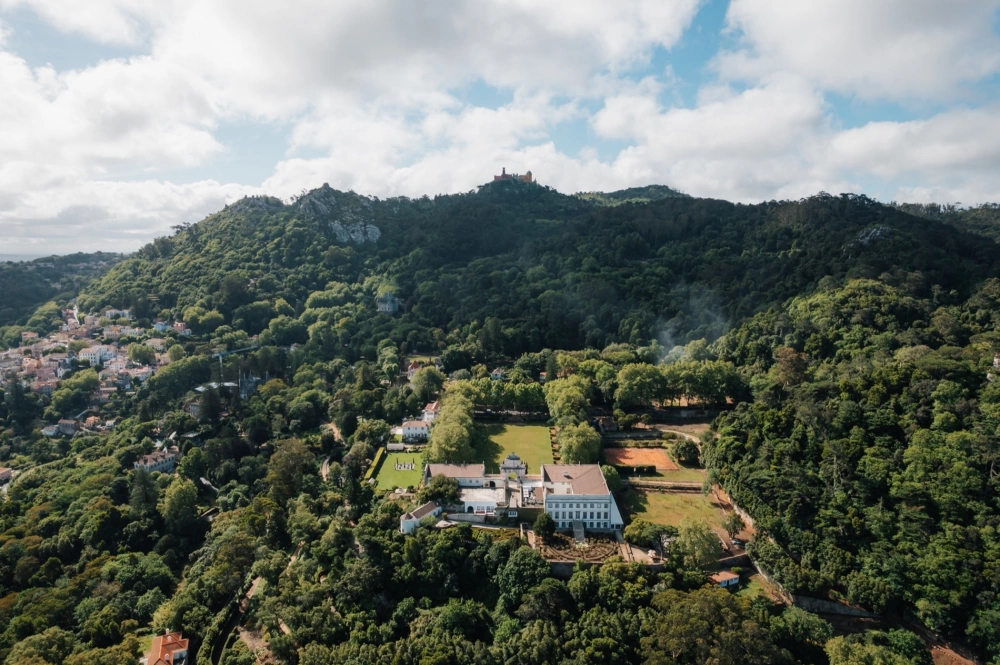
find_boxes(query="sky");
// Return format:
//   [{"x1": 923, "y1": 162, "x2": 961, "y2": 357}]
[{"x1": 1, "y1": 0, "x2": 1000, "y2": 255}]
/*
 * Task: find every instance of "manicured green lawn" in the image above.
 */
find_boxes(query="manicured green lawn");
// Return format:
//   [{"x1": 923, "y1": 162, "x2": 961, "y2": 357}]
[
  {"x1": 374, "y1": 452, "x2": 424, "y2": 490},
  {"x1": 619, "y1": 488, "x2": 724, "y2": 530},
  {"x1": 474, "y1": 424, "x2": 553, "y2": 474}
]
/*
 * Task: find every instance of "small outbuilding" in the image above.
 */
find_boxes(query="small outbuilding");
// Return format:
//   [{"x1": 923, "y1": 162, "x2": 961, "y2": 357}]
[
  {"x1": 709, "y1": 571, "x2": 740, "y2": 588},
  {"x1": 400, "y1": 501, "x2": 442, "y2": 535}
]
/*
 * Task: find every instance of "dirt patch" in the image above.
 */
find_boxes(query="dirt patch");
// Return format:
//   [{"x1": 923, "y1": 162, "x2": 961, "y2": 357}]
[
  {"x1": 930, "y1": 646, "x2": 975, "y2": 665},
  {"x1": 237, "y1": 628, "x2": 276, "y2": 664},
  {"x1": 604, "y1": 447, "x2": 678, "y2": 470}
]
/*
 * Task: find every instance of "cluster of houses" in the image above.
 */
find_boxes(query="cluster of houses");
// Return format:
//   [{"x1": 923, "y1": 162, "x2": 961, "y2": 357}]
[
  {"x1": 402, "y1": 458, "x2": 625, "y2": 533},
  {"x1": 0, "y1": 307, "x2": 193, "y2": 436}
]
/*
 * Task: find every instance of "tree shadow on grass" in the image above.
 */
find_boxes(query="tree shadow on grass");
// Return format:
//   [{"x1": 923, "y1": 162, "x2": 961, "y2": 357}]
[
  {"x1": 619, "y1": 489, "x2": 650, "y2": 520},
  {"x1": 471, "y1": 423, "x2": 506, "y2": 472}
]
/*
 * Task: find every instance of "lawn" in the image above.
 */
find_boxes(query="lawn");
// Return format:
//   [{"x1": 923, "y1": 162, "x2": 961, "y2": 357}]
[
  {"x1": 619, "y1": 488, "x2": 725, "y2": 531},
  {"x1": 374, "y1": 452, "x2": 424, "y2": 490},
  {"x1": 474, "y1": 424, "x2": 553, "y2": 474}
]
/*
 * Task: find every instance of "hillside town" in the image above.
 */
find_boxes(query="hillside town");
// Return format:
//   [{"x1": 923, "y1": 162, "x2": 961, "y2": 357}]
[{"x1": 0, "y1": 305, "x2": 191, "y2": 435}]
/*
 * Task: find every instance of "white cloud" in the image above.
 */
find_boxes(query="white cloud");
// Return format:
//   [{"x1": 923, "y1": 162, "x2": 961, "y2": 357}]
[
  {"x1": 588, "y1": 77, "x2": 858, "y2": 201},
  {"x1": 0, "y1": 0, "x2": 1000, "y2": 254},
  {"x1": 830, "y1": 107, "x2": 1000, "y2": 177},
  {"x1": 0, "y1": 178, "x2": 257, "y2": 254},
  {"x1": 0, "y1": 51, "x2": 220, "y2": 169},
  {"x1": 830, "y1": 106, "x2": 1000, "y2": 203},
  {"x1": 146, "y1": 0, "x2": 705, "y2": 117},
  {"x1": 718, "y1": 0, "x2": 1000, "y2": 100},
  {"x1": 0, "y1": 0, "x2": 166, "y2": 46}
]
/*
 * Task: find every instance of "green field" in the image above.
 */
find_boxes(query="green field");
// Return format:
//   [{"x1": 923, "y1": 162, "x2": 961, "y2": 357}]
[
  {"x1": 474, "y1": 424, "x2": 553, "y2": 474},
  {"x1": 374, "y1": 452, "x2": 424, "y2": 490},
  {"x1": 620, "y1": 488, "x2": 725, "y2": 531}
]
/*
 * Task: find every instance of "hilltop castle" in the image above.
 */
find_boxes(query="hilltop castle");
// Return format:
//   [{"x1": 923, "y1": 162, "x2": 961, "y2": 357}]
[{"x1": 494, "y1": 167, "x2": 533, "y2": 183}]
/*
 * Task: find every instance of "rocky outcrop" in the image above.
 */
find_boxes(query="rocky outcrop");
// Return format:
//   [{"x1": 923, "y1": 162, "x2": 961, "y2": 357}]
[{"x1": 295, "y1": 184, "x2": 382, "y2": 245}]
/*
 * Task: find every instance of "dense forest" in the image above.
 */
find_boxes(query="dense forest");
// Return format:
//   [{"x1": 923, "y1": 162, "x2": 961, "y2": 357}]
[
  {"x1": 0, "y1": 253, "x2": 122, "y2": 337},
  {"x1": 2, "y1": 181, "x2": 1000, "y2": 664},
  {"x1": 709, "y1": 278, "x2": 1000, "y2": 660},
  {"x1": 896, "y1": 202, "x2": 1000, "y2": 243},
  {"x1": 78, "y1": 181, "x2": 1000, "y2": 359}
]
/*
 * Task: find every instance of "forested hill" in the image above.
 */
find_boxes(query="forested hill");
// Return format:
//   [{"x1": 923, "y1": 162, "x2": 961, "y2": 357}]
[
  {"x1": 0, "y1": 252, "x2": 122, "y2": 328},
  {"x1": 895, "y1": 202, "x2": 1000, "y2": 242},
  {"x1": 81, "y1": 180, "x2": 1000, "y2": 358},
  {"x1": 574, "y1": 184, "x2": 689, "y2": 206}
]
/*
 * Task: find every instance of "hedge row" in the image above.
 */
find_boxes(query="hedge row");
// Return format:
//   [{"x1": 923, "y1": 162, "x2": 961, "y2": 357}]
[{"x1": 364, "y1": 446, "x2": 388, "y2": 482}]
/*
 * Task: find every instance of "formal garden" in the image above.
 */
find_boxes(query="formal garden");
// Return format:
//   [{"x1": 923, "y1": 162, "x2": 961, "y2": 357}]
[
  {"x1": 373, "y1": 452, "x2": 424, "y2": 490},
  {"x1": 536, "y1": 532, "x2": 622, "y2": 563}
]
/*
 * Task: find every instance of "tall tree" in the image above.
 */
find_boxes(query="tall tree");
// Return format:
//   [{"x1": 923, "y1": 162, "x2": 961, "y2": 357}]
[
  {"x1": 558, "y1": 422, "x2": 601, "y2": 464},
  {"x1": 161, "y1": 479, "x2": 199, "y2": 535},
  {"x1": 129, "y1": 468, "x2": 158, "y2": 518},
  {"x1": 265, "y1": 438, "x2": 315, "y2": 503}
]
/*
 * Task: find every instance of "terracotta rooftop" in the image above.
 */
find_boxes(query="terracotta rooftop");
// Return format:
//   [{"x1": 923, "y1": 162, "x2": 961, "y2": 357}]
[
  {"x1": 148, "y1": 631, "x2": 188, "y2": 665},
  {"x1": 541, "y1": 464, "x2": 610, "y2": 495}
]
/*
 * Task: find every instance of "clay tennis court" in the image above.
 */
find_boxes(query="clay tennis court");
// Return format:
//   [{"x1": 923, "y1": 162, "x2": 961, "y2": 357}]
[{"x1": 603, "y1": 447, "x2": 678, "y2": 470}]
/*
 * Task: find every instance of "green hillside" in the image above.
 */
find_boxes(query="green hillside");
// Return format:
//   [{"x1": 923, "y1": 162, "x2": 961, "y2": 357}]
[
  {"x1": 4, "y1": 183, "x2": 1000, "y2": 664},
  {"x1": 81, "y1": 181, "x2": 1000, "y2": 362},
  {"x1": 0, "y1": 253, "x2": 122, "y2": 326}
]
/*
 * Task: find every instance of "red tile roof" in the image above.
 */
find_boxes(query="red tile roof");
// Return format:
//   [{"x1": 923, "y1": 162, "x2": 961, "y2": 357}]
[{"x1": 148, "y1": 632, "x2": 188, "y2": 665}]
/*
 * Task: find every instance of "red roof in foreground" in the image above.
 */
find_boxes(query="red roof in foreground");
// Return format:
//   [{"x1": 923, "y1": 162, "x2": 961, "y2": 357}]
[
  {"x1": 148, "y1": 632, "x2": 188, "y2": 664},
  {"x1": 710, "y1": 571, "x2": 740, "y2": 583}
]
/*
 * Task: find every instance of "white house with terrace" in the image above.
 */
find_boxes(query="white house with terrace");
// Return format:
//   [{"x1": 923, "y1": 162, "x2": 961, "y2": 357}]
[
  {"x1": 421, "y1": 458, "x2": 623, "y2": 531},
  {"x1": 402, "y1": 420, "x2": 430, "y2": 442}
]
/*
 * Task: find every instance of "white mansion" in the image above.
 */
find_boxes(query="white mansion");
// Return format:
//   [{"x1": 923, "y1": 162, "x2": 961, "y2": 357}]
[{"x1": 422, "y1": 456, "x2": 624, "y2": 532}]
